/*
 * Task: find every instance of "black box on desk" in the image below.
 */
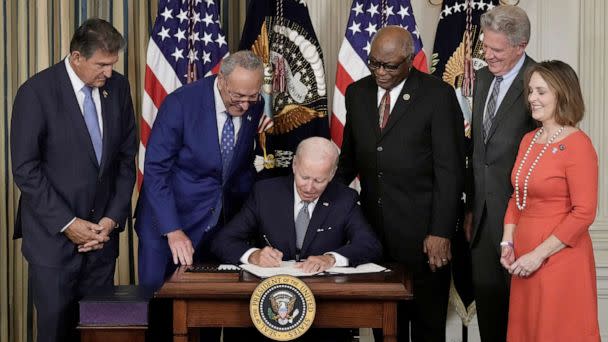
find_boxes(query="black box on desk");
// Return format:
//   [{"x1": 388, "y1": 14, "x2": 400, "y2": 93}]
[{"x1": 79, "y1": 285, "x2": 153, "y2": 326}]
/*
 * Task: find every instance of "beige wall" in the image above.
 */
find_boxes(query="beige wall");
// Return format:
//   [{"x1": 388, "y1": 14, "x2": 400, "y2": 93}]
[{"x1": 306, "y1": 0, "x2": 607, "y2": 338}]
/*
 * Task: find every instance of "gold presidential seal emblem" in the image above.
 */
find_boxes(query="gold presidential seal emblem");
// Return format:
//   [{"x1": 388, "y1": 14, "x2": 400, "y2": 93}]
[{"x1": 250, "y1": 275, "x2": 316, "y2": 341}]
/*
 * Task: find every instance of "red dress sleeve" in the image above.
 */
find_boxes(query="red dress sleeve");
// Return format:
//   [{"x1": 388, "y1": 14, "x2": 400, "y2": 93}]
[{"x1": 552, "y1": 133, "x2": 598, "y2": 246}]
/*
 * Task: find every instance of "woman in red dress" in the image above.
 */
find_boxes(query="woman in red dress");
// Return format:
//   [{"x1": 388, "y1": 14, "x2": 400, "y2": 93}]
[{"x1": 500, "y1": 60, "x2": 600, "y2": 341}]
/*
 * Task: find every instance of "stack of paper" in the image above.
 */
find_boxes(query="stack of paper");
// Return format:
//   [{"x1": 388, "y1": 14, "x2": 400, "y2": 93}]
[{"x1": 240, "y1": 261, "x2": 388, "y2": 278}]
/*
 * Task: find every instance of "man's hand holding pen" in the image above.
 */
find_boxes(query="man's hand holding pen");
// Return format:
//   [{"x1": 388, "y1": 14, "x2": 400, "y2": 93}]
[{"x1": 249, "y1": 247, "x2": 283, "y2": 267}]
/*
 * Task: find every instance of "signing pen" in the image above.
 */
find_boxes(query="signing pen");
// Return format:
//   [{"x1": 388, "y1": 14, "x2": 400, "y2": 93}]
[{"x1": 263, "y1": 234, "x2": 274, "y2": 248}]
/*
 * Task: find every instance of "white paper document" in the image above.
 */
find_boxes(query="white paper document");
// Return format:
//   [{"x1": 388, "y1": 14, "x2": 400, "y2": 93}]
[{"x1": 240, "y1": 261, "x2": 388, "y2": 278}]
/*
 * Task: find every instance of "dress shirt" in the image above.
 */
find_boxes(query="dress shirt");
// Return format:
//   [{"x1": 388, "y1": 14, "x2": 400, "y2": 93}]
[
  {"x1": 483, "y1": 53, "x2": 526, "y2": 121},
  {"x1": 214, "y1": 78, "x2": 241, "y2": 144},
  {"x1": 376, "y1": 77, "x2": 407, "y2": 113}
]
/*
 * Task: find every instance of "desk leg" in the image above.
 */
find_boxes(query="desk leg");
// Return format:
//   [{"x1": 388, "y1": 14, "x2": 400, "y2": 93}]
[
  {"x1": 382, "y1": 302, "x2": 398, "y2": 342},
  {"x1": 174, "y1": 300, "x2": 188, "y2": 342}
]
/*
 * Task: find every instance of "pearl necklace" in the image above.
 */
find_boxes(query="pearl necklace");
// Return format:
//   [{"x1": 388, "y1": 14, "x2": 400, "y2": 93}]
[{"x1": 515, "y1": 126, "x2": 565, "y2": 210}]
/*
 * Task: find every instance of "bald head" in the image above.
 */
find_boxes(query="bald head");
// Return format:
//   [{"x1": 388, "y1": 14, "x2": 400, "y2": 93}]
[
  {"x1": 292, "y1": 138, "x2": 339, "y2": 202},
  {"x1": 372, "y1": 26, "x2": 414, "y2": 57},
  {"x1": 369, "y1": 26, "x2": 414, "y2": 90}
]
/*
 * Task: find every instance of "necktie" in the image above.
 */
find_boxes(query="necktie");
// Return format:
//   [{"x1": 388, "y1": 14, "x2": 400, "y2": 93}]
[
  {"x1": 82, "y1": 86, "x2": 102, "y2": 163},
  {"x1": 295, "y1": 201, "x2": 311, "y2": 249},
  {"x1": 220, "y1": 113, "x2": 235, "y2": 177},
  {"x1": 379, "y1": 89, "x2": 391, "y2": 129},
  {"x1": 483, "y1": 76, "x2": 503, "y2": 141}
]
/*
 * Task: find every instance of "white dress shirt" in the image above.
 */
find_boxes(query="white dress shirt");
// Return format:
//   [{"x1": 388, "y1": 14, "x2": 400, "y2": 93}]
[
  {"x1": 213, "y1": 78, "x2": 241, "y2": 144},
  {"x1": 376, "y1": 77, "x2": 407, "y2": 114},
  {"x1": 483, "y1": 53, "x2": 527, "y2": 121}
]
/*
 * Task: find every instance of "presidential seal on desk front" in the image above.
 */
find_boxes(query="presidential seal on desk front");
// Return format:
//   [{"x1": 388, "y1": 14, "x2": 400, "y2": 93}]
[{"x1": 250, "y1": 275, "x2": 316, "y2": 341}]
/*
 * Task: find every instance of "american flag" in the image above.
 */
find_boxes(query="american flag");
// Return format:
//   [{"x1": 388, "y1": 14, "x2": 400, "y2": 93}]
[
  {"x1": 331, "y1": 0, "x2": 428, "y2": 149},
  {"x1": 139, "y1": 0, "x2": 229, "y2": 187}
]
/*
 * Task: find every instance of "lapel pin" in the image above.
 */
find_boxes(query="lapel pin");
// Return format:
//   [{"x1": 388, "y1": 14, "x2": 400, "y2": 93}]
[
  {"x1": 559, "y1": 144, "x2": 566, "y2": 151},
  {"x1": 316, "y1": 228, "x2": 325, "y2": 232},
  {"x1": 327, "y1": 226, "x2": 332, "y2": 230},
  {"x1": 247, "y1": 115, "x2": 252, "y2": 121},
  {"x1": 552, "y1": 147, "x2": 558, "y2": 154},
  {"x1": 403, "y1": 93, "x2": 410, "y2": 101},
  {"x1": 322, "y1": 202, "x2": 329, "y2": 206},
  {"x1": 102, "y1": 90, "x2": 108, "y2": 98}
]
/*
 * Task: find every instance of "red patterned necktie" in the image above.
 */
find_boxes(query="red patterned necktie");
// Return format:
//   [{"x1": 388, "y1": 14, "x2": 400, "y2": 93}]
[{"x1": 379, "y1": 90, "x2": 391, "y2": 129}]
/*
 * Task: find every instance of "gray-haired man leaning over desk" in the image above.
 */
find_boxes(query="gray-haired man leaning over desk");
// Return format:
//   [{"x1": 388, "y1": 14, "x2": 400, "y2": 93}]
[{"x1": 212, "y1": 137, "x2": 382, "y2": 274}]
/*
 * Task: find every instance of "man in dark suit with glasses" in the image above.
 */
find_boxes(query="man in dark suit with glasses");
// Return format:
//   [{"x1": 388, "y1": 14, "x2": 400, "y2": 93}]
[{"x1": 337, "y1": 26, "x2": 465, "y2": 342}]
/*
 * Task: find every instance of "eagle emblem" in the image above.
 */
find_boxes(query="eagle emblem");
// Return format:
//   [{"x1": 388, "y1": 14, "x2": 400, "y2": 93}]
[{"x1": 268, "y1": 290, "x2": 300, "y2": 325}]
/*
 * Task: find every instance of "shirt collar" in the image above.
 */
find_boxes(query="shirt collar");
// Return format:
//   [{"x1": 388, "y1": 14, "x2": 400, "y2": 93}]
[
  {"x1": 501, "y1": 53, "x2": 526, "y2": 80},
  {"x1": 214, "y1": 77, "x2": 227, "y2": 115},
  {"x1": 64, "y1": 56, "x2": 87, "y2": 94}
]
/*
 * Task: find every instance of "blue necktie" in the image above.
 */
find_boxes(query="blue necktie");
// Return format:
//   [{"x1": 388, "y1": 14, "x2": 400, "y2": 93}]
[
  {"x1": 221, "y1": 113, "x2": 235, "y2": 178},
  {"x1": 82, "y1": 86, "x2": 102, "y2": 163}
]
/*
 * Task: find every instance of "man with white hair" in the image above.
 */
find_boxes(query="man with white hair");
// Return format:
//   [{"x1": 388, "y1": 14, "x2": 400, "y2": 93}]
[
  {"x1": 213, "y1": 137, "x2": 381, "y2": 342},
  {"x1": 464, "y1": 5, "x2": 537, "y2": 342},
  {"x1": 214, "y1": 137, "x2": 381, "y2": 273}
]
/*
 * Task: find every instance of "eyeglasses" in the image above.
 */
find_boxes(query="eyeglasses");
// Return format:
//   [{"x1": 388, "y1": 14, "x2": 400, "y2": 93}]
[
  {"x1": 225, "y1": 87, "x2": 261, "y2": 105},
  {"x1": 367, "y1": 56, "x2": 410, "y2": 72}
]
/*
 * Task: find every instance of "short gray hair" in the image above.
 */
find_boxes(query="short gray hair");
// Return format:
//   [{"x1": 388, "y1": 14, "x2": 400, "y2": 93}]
[
  {"x1": 220, "y1": 50, "x2": 264, "y2": 76},
  {"x1": 481, "y1": 5, "x2": 530, "y2": 46},
  {"x1": 294, "y1": 137, "x2": 339, "y2": 173}
]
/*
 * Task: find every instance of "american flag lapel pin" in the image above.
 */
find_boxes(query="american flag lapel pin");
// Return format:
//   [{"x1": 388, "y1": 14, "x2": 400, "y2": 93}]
[{"x1": 322, "y1": 202, "x2": 329, "y2": 206}]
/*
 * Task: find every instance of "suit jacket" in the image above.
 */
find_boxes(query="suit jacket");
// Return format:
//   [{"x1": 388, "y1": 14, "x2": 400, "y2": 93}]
[
  {"x1": 135, "y1": 76, "x2": 263, "y2": 248},
  {"x1": 336, "y1": 68, "x2": 465, "y2": 268},
  {"x1": 469, "y1": 55, "x2": 537, "y2": 247},
  {"x1": 212, "y1": 175, "x2": 382, "y2": 266},
  {"x1": 11, "y1": 60, "x2": 137, "y2": 268}
]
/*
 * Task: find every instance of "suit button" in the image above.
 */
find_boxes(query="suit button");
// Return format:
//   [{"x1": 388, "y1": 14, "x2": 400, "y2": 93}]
[
  {"x1": 377, "y1": 146, "x2": 383, "y2": 152},
  {"x1": 90, "y1": 209, "x2": 95, "y2": 214},
  {"x1": 377, "y1": 171, "x2": 383, "y2": 178},
  {"x1": 485, "y1": 164, "x2": 489, "y2": 168},
  {"x1": 377, "y1": 198, "x2": 382, "y2": 206},
  {"x1": 211, "y1": 208, "x2": 215, "y2": 213}
]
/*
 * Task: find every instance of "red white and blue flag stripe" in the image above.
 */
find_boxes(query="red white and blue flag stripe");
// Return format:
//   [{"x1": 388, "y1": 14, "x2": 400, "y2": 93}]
[
  {"x1": 139, "y1": 0, "x2": 228, "y2": 187},
  {"x1": 331, "y1": 0, "x2": 428, "y2": 149}
]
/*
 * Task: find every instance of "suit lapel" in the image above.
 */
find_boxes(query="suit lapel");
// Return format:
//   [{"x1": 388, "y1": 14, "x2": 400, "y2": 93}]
[
  {"x1": 300, "y1": 187, "x2": 332, "y2": 255},
  {"x1": 361, "y1": 78, "x2": 381, "y2": 140},
  {"x1": 380, "y1": 68, "x2": 421, "y2": 140},
  {"x1": 485, "y1": 56, "x2": 529, "y2": 143},
  {"x1": 474, "y1": 69, "x2": 493, "y2": 152},
  {"x1": 282, "y1": 177, "x2": 298, "y2": 258},
  {"x1": 98, "y1": 86, "x2": 111, "y2": 172},
  {"x1": 224, "y1": 110, "x2": 254, "y2": 182},
  {"x1": 58, "y1": 62, "x2": 100, "y2": 168}
]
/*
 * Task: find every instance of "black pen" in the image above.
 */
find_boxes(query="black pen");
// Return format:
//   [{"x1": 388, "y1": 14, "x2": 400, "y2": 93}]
[{"x1": 262, "y1": 234, "x2": 274, "y2": 248}]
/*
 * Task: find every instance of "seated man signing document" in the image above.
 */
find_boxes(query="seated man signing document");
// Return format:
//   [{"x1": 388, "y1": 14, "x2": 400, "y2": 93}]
[{"x1": 212, "y1": 137, "x2": 382, "y2": 273}]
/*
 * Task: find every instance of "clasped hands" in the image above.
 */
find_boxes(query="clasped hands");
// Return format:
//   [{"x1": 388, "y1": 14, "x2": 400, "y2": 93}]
[
  {"x1": 500, "y1": 244, "x2": 544, "y2": 278},
  {"x1": 248, "y1": 247, "x2": 336, "y2": 273},
  {"x1": 64, "y1": 217, "x2": 116, "y2": 253}
]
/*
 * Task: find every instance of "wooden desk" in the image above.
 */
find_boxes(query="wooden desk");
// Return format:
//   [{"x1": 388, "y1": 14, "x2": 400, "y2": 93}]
[{"x1": 156, "y1": 265, "x2": 412, "y2": 342}]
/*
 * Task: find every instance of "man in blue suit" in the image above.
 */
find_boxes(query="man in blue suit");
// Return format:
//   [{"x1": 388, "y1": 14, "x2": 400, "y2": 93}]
[
  {"x1": 135, "y1": 51, "x2": 265, "y2": 290},
  {"x1": 11, "y1": 19, "x2": 137, "y2": 342},
  {"x1": 213, "y1": 137, "x2": 382, "y2": 274}
]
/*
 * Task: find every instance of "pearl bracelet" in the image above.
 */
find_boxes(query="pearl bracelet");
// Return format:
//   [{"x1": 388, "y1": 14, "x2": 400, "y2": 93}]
[{"x1": 500, "y1": 241, "x2": 514, "y2": 248}]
